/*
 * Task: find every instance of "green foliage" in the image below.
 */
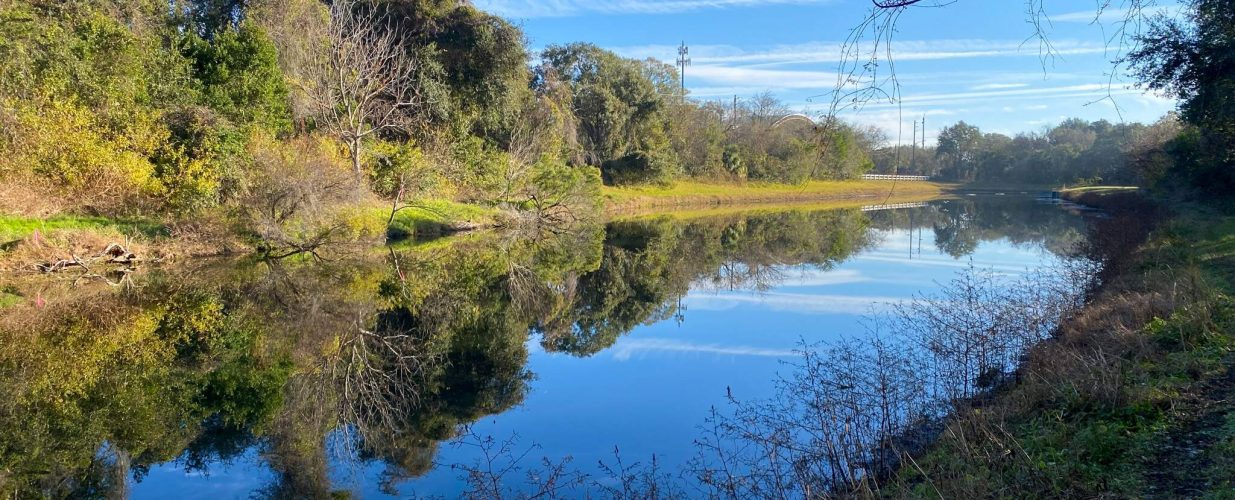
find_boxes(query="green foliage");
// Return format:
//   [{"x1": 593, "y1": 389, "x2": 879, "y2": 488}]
[
  {"x1": 1129, "y1": 0, "x2": 1235, "y2": 195},
  {"x1": 722, "y1": 144, "x2": 747, "y2": 179},
  {"x1": 367, "y1": 140, "x2": 438, "y2": 199},
  {"x1": 179, "y1": 24, "x2": 293, "y2": 134},
  {"x1": 538, "y1": 43, "x2": 680, "y2": 185}
]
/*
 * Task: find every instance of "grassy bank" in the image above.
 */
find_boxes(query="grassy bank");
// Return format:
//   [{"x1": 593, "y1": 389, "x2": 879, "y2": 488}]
[
  {"x1": 602, "y1": 179, "x2": 950, "y2": 215},
  {"x1": 882, "y1": 191, "x2": 1235, "y2": 498},
  {"x1": 383, "y1": 199, "x2": 503, "y2": 239},
  {"x1": 0, "y1": 180, "x2": 953, "y2": 270},
  {"x1": 0, "y1": 215, "x2": 167, "y2": 245}
]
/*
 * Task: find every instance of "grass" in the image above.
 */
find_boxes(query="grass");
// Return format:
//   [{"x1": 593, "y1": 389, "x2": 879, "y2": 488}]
[
  {"x1": 609, "y1": 192, "x2": 949, "y2": 222},
  {"x1": 382, "y1": 199, "x2": 502, "y2": 240},
  {"x1": 602, "y1": 179, "x2": 949, "y2": 215},
  {"x1": 0, "y1": 215, "x2": 167, "y2": 245}
]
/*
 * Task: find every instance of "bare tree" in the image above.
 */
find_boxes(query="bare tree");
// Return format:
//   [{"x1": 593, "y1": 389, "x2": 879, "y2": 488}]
[{"x1": 306, "y1": 0, "x2": 423, "y2": 196}]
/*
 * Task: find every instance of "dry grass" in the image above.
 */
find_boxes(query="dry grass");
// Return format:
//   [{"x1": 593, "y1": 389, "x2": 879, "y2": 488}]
[
  {"x1": 0, "y1": 178, "x2": 71, "y2": 218},
  {"x1": 602, "y1": 180, "x2": 950, "y2": 216}
]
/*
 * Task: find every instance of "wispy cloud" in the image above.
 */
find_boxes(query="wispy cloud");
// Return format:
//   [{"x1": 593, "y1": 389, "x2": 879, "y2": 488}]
[
  {"x1": 971, "y1": 83, "x2": 1030, "y2": 91},
  {"x1": 842, "y1": 83, "x2": 1153, "y2": 109},
  {"x1": 611, "y1": 39, "x2": 1109, "y2": 68},
  {"x1": 474, "y1": 0, "x2": 834, "y2": 18},
  {"x1": 1050, "y1": 4, "x2": 1181, "y2": 24},
  {"x1": 771, "y1": 269, "x2": 871, "y2": 288},
  {"x1": 685, "y1": 291, "x2": 901, "y2": 315},
  {"x1": 610, "y1": 338, "x2": 795, "y2": 361}
]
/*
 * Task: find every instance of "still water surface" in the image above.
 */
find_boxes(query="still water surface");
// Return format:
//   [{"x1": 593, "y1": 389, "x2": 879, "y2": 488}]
[{"x1": 1, "y1": 197, "x2": 1088, "y2": 498}]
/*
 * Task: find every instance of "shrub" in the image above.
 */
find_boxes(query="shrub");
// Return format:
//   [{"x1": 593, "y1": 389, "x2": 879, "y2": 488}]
[
  {"x1": 240, "y1": 133, "x2": 383, "y2": 257},
  {"x1": 179, "y1": 24, "x2": 292, "y2": 134}
]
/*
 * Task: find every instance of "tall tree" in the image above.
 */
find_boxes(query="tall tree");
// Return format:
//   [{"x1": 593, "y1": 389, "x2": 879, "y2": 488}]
[
  {"x1": 937, "y1": 122, "x2": 982, "y2": 182},
  {"x1": 306, "y1": 0, "x2": 423, "y2": 194},
  {"x1": 1129, "y1": 0, "x2": 1235, "y2": 193}
]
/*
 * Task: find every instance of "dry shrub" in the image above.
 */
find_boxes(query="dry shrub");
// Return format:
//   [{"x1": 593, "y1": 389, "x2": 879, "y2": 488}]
[
  {"x1": 0, "y1": 176, "x2": 71, "y2": 217},
  {"x1": 240, "y1": 133, "x2": 385, "y2": 257},
  {"x1": 164, "y1": 211, "x2": 251, "y2": 258},
  {"x1": 1022, "y1": 291, "x2": 1174, "y2": 408}
]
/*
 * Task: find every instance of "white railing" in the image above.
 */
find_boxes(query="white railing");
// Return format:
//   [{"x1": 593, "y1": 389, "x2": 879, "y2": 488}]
[
  {"x1": 862, "y1": 174, "x2": 930, "y2": 181},
  {"x1": 861, "y1": 202, "x2": 929, "y2": 212}
]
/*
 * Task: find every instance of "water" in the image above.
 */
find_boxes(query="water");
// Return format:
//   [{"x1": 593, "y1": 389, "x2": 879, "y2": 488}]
[{"x1": 0, "y1": 196, "x2": 1088, "y2": 498}]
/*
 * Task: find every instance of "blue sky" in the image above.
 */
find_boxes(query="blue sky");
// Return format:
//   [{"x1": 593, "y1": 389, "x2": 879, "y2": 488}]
[{"x1": 473, "y1": 0, "x2": 1180, "y2": 144}]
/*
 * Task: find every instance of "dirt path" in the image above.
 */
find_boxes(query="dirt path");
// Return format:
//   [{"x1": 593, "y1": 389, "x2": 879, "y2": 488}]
[{"x1": 1144, "y1": 359, "x2": 1235, "y2": 498}]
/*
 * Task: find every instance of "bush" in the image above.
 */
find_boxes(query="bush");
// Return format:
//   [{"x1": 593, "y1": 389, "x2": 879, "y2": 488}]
[
  {"x1": 179, "y1": 24, "x2": 292, "y2": 134},
  {"x1": 5, "y1": 98, "x2": 164, "y2": 213},
  {"x1": 240, "y1": 133, "x2": 384, "y2": 256},
  {"x1": 601, "y1": 151, "x2": 675, "y2": 186}
]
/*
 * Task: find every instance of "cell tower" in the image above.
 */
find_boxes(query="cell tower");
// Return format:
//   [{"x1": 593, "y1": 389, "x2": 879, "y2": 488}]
[{"x1": 677, "y1": 41, "x2": 691, "y2": 96}]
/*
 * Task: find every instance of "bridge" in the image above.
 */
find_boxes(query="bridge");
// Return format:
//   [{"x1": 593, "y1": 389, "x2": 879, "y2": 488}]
[{"x1": 772, "y1": 113, "x2": 816, "y2": 129}]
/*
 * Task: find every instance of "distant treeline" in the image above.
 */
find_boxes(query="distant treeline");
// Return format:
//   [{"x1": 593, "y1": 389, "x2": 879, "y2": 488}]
[{"x1": 871, "y1": 116, "x2": 1184, "y2": 186}]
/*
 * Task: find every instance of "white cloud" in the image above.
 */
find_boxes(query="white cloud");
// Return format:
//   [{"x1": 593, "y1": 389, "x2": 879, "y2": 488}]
[
  {"x1": 972, "y1": 83, "x2": 1030, "y2": 91},
  {"x1": 610, "y1": 39, "x2": 1108, "y2": 68},
  {"x1": 610, "y1": 338, "x2": 796, "y2": 361},
  {"x1": 685, "y1": 291, "x2": 901, "y2": 315},
  {"x1": 474, "y1": 0, "x2": 834, "y2": 18}
]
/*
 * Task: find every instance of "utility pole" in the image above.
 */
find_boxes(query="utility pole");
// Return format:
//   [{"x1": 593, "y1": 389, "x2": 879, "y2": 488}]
[
  {"x1": 921, "y1": 115, "x2": 927, "y2": 176},
  {"x1": 677, "y1": 41, "x2": 691, "y2": 98},
  {"x1": 911, "y1": 119, "x2": 918, "y2": 172}
]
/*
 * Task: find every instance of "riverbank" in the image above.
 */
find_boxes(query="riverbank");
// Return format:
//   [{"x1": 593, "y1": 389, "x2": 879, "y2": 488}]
[
  {"x1": 881, "y1": 191, "x2": 1235, "y2": 498},
  {"x1": 602, "y1": 179, "x2": 950, "y2": 215},
  {"x1": 0, "y1": 180, "x2": 955, "y2": 272}
]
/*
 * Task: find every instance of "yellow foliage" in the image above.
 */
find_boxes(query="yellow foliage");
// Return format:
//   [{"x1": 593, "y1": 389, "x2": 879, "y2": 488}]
[
  {"x1": 3, "y1": 97, "x2": 165, "y2": 212},
  {"x1": 5, "y1": 305, "x2": 173, "y2": 407}
]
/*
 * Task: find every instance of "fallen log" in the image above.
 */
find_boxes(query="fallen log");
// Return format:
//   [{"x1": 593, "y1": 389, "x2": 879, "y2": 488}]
[{"x1": 36, "y1": 243, "x2": 141, "y2": 273}]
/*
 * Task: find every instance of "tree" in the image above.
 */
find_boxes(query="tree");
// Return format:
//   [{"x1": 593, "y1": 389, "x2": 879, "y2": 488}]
[
  {"x1": 936, "y1": 122, "x2": 982, "y2": 181},
  {"x1": 536, "y1": 43, "x2": 677, "y2": 185},
  {"x1": 1128, "y1": 0, "x2": 1235, "y2": 194},
  {"x1": 305, "y1": 0, "x2": 423, "y2": 195},
  {"x1": 179, "y1": 23, "x2": 292, "y2": 133}
]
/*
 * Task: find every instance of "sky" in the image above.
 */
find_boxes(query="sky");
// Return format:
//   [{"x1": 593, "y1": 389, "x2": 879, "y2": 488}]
[{"x1": 472, "y1": 0, "x2": 1181, "y2": 144}]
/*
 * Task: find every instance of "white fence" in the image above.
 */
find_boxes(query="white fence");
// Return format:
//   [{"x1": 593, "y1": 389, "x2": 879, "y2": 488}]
[
  {"x1": 862, "y1": 174, "x2": 930, "y2": 181},
  {"x1": 861, "y1": 202, "x2": 929, "y2": 212}
]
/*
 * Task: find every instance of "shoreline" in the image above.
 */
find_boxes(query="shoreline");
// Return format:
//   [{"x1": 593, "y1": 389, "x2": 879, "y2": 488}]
[
  {"x1": 0, "y1": 180, "x2": 1082, "y2": 272},
  {"x1": 601, "y1": 179, "x2": 951, "y2": 216},
  {"x1": 877, "y1": 190, "x2": 1235, "y2": 497}
]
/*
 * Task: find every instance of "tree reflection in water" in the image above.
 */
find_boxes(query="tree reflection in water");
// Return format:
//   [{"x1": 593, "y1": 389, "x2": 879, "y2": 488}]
[{"x1": 0, "y1": 197, "x2": 1087, "y2": 497}]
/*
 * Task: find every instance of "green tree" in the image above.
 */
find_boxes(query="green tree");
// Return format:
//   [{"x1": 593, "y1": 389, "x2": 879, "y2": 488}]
[
  {"x1": 180, "y1": 23, "x2": 292, "y2": 133},
  {"x1": 1128, "y1": 0, "x2": 1235, "y2": 194},
  {"x1": 937, "y1": 121, "x2": 983, "y2": 181},
  {"x1": 537, "y1": 43, "x2": 678, "y2": 185}
]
